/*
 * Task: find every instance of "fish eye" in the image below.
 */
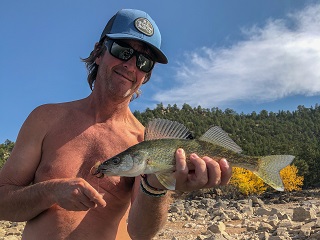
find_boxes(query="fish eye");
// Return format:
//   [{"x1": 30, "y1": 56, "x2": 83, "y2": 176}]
[{"x1": 111, "y1": 157, "x2": 121, "y2": 165}]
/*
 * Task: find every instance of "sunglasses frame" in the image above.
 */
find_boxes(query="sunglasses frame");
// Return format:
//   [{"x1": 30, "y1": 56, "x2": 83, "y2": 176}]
[{"x1": 105, "y1": 40, "x2": 155, "y2": 73}]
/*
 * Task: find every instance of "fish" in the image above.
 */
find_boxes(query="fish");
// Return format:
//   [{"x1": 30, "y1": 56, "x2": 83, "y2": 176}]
[{"x1": 91, "y1": 118, "x2": 295, "y2": 191}]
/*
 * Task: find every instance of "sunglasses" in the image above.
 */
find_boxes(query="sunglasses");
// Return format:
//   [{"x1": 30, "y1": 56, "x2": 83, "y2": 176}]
[{"x1": 105, "y1": 40, "x2": 155, "y2": 73}]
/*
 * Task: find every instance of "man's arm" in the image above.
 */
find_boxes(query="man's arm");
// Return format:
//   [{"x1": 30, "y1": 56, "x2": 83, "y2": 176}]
[
  {"x1": 127, "y1": 176, "x2": 171, "y2": 240},
  {"x1": 0, "y1": 106, "x2": 50, "y2": 221},
  {"x1": 0, "y1": 178, "x2": 106, "y2": 221},
  {"x1": 127, "y1": 148, "x2": 232, "y2": 239},
  {"x1": 0, "y1": 106, "x2": 105, "y2": 221}
]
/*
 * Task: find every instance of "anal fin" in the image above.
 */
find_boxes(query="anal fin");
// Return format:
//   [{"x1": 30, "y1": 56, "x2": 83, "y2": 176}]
[{"x1": 156, "y1": 172, "x2": 176, "y2": 190}]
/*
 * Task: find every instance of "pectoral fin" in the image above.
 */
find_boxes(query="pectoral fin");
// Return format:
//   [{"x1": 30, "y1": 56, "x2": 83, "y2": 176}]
[{"x1": 155, "y1": 172, "x2": 176, "y2": 190}]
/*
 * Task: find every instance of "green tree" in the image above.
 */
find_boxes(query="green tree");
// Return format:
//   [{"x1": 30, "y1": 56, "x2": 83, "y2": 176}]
[
  {"x1": 0, "y1": 140, "x2": 15, "y2": 169},
  {"x1": 133, "y1": 103, "x2": 320, "y2": 189}
]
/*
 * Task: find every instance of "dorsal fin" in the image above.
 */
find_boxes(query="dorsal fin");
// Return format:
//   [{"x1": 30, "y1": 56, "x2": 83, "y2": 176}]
[
  {"x1": 199, "y1": 126, "x2": 242, "y2": 153},
  {"x1": 144, "y1": 119, "x2": 193, "y2": 140}
]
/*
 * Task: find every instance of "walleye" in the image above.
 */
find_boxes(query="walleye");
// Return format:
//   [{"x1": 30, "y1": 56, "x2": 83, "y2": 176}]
[{"x1": 92, "y1": 118, "x2": 294, "y2": 191}]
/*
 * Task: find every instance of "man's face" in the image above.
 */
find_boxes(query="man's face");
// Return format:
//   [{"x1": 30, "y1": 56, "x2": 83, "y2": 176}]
[{"x1": 95, "y1": 39, "x2": 152, "y2": 100}]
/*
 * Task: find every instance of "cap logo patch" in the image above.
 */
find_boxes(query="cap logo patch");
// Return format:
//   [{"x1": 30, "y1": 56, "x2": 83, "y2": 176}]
[{"x1": 134, "y1": 18, "x2": 154, "y2": 36}]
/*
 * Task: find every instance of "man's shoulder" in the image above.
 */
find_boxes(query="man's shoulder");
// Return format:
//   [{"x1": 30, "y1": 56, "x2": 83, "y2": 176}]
[
  {"x1": 31, "y1": 103, "x2": 71, "y2": 118},
  {"x1": 27, "y1": 102, "x2": 79, "y2": 127}
]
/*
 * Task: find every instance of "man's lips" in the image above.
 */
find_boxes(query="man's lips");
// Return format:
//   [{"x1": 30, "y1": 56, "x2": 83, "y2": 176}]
[{"x1": 115, "y1": 70, "x2": 134, "y2": 83}]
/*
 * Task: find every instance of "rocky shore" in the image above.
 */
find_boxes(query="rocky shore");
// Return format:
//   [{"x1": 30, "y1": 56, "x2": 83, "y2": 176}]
[
  {"x1": 0, "y1": 221, "x2": 25, "y2": 240},
  {"x1": 1, "y1": 189, "x2": 320, "y2": 240},
  {"x1": 155, "y1": 189, "x2": 320, "y2": 239}
]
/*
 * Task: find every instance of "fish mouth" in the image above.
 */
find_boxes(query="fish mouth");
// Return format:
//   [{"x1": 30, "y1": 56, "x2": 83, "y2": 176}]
[
  {"x1": 90, "y1": 161, "x2": 105, "y2": 178},
  {"x1": 90, "y1": 161, "x2": 118, "y2": 178},
  {"x1": 90, "y1": 167, "x2": 105, "y2": 178}
]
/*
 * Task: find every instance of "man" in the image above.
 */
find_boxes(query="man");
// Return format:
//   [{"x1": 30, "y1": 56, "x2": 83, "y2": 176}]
[{"x1": 0, "y1": 9, "x2": 232, "y2": 240}]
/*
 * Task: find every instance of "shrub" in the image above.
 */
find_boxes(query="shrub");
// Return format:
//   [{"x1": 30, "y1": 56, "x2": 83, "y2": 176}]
[
  {"x1": 230, "y1": 164, "x2": 304, "y2": 195},
  {"x1": 230, "y1": 167, "x2": 267, "y2": 196},
  {"x1": 280, "y1": 165, "x2": 304, "y2": 191}
]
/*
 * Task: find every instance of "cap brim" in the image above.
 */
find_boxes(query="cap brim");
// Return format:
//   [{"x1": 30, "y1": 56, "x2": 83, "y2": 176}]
[{"x1": 106, "y1": 33, "x2": 168, "y2": 64}]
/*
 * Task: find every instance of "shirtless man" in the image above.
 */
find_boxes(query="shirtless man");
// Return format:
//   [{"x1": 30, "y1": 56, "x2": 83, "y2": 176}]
[{"x1": 0, "y1": 9, "x2": 232, "y2": 240}]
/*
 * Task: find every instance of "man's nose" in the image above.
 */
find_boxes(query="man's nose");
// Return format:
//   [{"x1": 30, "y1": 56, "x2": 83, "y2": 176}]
[{"x1": 122, "y1": 56, "x2": 136, "y2": 71}]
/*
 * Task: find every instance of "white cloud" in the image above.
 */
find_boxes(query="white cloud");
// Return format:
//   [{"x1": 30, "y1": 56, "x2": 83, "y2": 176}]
[{"x1": 153, "y1": 4, "x2": 320, "y2": 108}]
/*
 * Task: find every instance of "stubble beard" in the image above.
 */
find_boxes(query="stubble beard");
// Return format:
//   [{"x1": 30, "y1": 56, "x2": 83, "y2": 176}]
[{"x1": 104, "y1": 69, "x2": 138, "y2": 100}]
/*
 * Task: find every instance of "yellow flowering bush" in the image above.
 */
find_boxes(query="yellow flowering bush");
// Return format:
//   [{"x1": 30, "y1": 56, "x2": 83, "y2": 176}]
[
  {"x1": 230, "y1": 167, "x2": 267, "y2": 196},
  {"x1": 230, "y1": 165, "x2": 303, "y2": 195},
  {"x1": 280, "y1": 165, "x2": 304, "y2": 191}
]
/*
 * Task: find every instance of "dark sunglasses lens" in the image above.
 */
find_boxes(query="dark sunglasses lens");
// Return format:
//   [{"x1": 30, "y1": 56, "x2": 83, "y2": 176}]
[
  {"x1": 137, "y1": 55, "x2": 153, "y2": 73},
  {"x1": 110, "y1": 42, "x2": 134, "y2": 60}
]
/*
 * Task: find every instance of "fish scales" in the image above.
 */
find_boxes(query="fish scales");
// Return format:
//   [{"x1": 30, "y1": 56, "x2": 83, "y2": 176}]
[{"x1": 137, "y1": 138, "x2": 259, "y2": 171}]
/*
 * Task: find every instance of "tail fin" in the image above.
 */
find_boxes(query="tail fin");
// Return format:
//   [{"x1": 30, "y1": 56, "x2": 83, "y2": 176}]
[{"x1": 253, "y1": 155, "x2": 295, "y2": 191}]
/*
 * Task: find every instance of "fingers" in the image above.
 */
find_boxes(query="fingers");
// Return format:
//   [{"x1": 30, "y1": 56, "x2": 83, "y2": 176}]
[
  {"x1": 71, "y1": 189, "x2": 95, "y2": 211},
  {"x1": 174, "y1": 148, "x2": 232, "y2": 191},
  {"x1": 201, "y1": 157, "x2": 232, "y2": 187},
  {"x1": 219, "y1": 158, "x2": 232, "y2": 185},
  {"x1": 202, "y1": 156, "x2": 222, "y2": 187},
  {"x1": 189, "y1": 154, "x2": 208, "y2": 186},
  {"x1": 175, "y1": 149, "x2": 189, "y2": 189},
  {"x1": 82, "y1": 184, "x2": 106, "y2": 208},
  {"x1": 53, "y1": 178, "x2": 106, "y2": 211},
  {"x1": 175, "y1": 149, "x2": 188, "y2": 173}
]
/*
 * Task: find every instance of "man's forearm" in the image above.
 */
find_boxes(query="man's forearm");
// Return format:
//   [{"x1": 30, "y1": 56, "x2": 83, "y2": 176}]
[
  {"x1": 127, "y1": 188, "x2": 171, "y2": 240},
  {"x1": 0, "y1": 182, "x2": 54, "y2": 222}
]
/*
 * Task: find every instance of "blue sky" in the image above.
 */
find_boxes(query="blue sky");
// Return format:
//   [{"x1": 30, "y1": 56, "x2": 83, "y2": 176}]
[{"x1": 1, "y1": 0, "x2": 320, "y2": 142}]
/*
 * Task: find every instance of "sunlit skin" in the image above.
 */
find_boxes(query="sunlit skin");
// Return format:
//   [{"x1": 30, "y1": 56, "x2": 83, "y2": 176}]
[{"x1": 0, "y1": 39, "x2": 232, "y2": 240}]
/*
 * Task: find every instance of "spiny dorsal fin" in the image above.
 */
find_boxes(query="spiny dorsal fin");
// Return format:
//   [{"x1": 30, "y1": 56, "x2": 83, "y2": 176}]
[
  {"x1": 145, "y1": 118, "x2": 193, "y2": 140},
  {"x1": 199, "y1": 126, "x2": 243, "y2": 153}
]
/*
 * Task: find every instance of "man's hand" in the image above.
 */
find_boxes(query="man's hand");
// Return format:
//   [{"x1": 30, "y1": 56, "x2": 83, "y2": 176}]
[
  {"x1": 174, "y1": 148, "x2": 232, "y2": 192},
  {"x1": 49, "y1": 178, "x2": 106, "y2": 211}
]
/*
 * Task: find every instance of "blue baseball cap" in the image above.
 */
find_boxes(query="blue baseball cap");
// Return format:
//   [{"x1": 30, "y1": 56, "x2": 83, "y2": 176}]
[{"x1": 100, "y1": 9, "x2": 168, "y2": 64}]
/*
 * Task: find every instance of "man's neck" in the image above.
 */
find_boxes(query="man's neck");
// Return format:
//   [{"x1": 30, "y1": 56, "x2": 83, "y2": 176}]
[{"x1": 83, "y1": 93, "x2": 133, "y2": 124}]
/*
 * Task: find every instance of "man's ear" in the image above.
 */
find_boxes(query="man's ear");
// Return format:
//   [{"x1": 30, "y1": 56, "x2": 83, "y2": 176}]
[{"x1": 95, "y1": 56, "x2": 101, "y2": 65}]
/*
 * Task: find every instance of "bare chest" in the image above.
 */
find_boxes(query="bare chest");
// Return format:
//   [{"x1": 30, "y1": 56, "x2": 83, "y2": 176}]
[{"x1": 34, "y1": 123, "x2": 141, "y2": 191}]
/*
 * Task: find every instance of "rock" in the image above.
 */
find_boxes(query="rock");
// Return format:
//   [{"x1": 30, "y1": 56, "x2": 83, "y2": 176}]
[
  {"x1": 4, "y1": 237, "x2": 20, "y2": 240},
  {"x1": 278, "y1": 219, "x2": 293, "y2": 228},
  {"x1": 247, "y1": 222, "x2": 259, "y2": 231},
  {"x1": 251, "y1": 196, "x2": 265, "y2": 207},
  {"x1": 298, "y1": 227, "x2": 311, "y2": 237},
  {"x1": 207, "y1": 222, "x2": 226, "y2": 233},
  {"x1": 5, "y1": 189, "x2": 320, "y2": 240},
  {"x1": 183, "y1": 223, "x2": 196, "y2": 228},
  {"x1": 255, "y1": 207, "x2": 272, "y2": 216},
  {"x1": 309, "y1": 231, "x2": 320, "y2": 239},
  {"x1": 269, "y1": 236, "x2": 291, "y2": 240},
  {"x1": 193, "y1": 209, "x2": 208, "y2": 220},
  {"x1": 241, "y1": 205, "x2": 254, "y2": 216},
  {"x1": 170, "y1": 206, "x2": 181, "y2": 213},
  {"x1": 275, "y1": 227, "x2": 289, "y2": 236},
  {"x1": 0, "y1": 228, "x2": 6, "y2": 237},
  {"x1": 0, "y1": 221, "x2": 25, "y2": 240},
  {"x1": 267, "y1": 214, "x2": 279, "y2": 227},
  {"x1": 259, "y1": 222, "x2": 274, "y2": 232},
  {"x1": 258, "y1": 231, "x2": 270, "y2": 239},
  {"x1": 292, "y1": 207, "x2": 317, "y2": 221}
]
